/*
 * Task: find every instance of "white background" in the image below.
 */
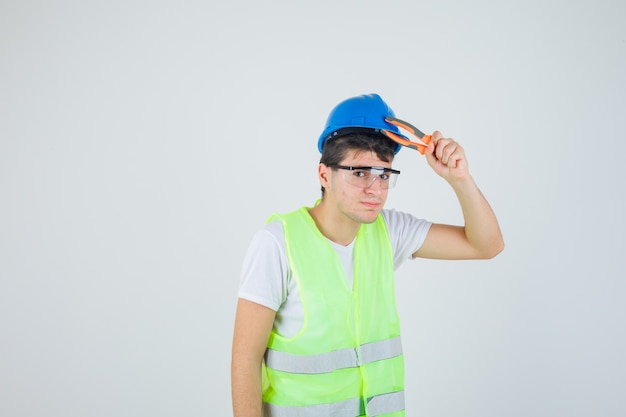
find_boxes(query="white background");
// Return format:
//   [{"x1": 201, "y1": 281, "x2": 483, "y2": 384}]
[{"x1": 1, "y1": 1, "x2": 625, "y2": 416}]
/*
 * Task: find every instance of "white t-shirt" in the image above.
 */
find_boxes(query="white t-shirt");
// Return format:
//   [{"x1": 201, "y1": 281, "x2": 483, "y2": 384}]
[{"x1": 238, "y1": 208, "x2": 432, "y2": 338}]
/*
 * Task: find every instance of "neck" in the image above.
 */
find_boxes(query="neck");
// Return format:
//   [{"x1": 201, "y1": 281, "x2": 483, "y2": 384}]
[{"x1": 308, "y1": 200, "x2": 361, "y2": 246}]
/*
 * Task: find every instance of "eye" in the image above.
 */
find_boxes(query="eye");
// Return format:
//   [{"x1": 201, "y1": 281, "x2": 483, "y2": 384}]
[
  {"x1": 353, "y1": 170, "x2": 369, "y2": 178},
  {"x1": 379, "y1": 173, "x2": 390, "y2": 181}
]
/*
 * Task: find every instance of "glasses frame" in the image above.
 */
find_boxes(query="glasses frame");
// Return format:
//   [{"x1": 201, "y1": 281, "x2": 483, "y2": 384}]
[{"x1": 326, "y1": 164, "x2": 401, "y2": 189}]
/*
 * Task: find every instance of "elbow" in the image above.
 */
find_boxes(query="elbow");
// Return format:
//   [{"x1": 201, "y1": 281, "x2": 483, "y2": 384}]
[
  {"x1": 483, "y1": 236, "x2": 505, "y2": 259},
  {"x1": 470, "y1": 232, "x2": 504, "y2": 259}
]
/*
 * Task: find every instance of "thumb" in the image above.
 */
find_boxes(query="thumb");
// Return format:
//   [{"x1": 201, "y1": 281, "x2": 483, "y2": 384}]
[{"x1": 424, "y1": 140, "x2": 438, "y2": 167}]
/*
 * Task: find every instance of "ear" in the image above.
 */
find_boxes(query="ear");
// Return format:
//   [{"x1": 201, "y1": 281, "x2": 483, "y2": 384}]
[{"x1": 318, "y1": 163, "x2": 331, "y2": 189}]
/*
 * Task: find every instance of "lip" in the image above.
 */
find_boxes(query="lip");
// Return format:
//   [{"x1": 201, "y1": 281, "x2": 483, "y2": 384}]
[{"x1": 361, "y1": 201, "x2": 381, "y2": 209}]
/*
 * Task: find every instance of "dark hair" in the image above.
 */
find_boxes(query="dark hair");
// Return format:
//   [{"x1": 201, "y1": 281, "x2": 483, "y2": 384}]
[{"x1": 319, "y1": 130, "x2": 396, "y2": 197}]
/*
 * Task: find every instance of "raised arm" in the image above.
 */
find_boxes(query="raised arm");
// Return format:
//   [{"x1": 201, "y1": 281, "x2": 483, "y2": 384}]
[
  {"x1": 231, "y1": 298, "x2": 276, "y2": 417},
  {"x1": 413, "y1": 131, "x2": 504, "y2": 260}
]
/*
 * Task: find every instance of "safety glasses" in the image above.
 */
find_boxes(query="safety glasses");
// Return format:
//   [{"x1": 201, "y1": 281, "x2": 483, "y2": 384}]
[{"x1": 326, "y1": 164, "x2": 401, "y2": 189}]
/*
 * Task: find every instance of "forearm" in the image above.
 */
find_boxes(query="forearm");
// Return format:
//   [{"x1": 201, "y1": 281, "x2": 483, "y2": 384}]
[
  {"x1": 231, "y1": 357, "x2": 263, "y2": 417},
  {"x1": 451, "y1": 176, "x2": 504, "y2": 258}
]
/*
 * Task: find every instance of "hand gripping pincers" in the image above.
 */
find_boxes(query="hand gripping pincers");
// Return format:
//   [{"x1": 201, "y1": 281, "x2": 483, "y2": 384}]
[{"x1": 382, "y1": 116, "x2": 432, "y2": 155}]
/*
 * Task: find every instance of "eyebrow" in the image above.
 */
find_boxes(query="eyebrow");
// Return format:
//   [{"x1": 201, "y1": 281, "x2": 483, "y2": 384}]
[{"x1": 328, "y1": 164, "x2": 401, "y2": 174}]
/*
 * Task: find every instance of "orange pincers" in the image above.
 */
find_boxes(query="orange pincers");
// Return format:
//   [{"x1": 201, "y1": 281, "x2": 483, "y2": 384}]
[{"x1": 382, "y1": 116, "x2": 432, "y2": 155}]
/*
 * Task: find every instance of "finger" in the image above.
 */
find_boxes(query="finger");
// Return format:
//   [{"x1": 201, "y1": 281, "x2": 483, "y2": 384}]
[
  {"x1": 424, "y1": 134, "x2": 439, "y2": 166},
  {"x1": 446, "y1": 150, "x2": 458, "y2": 168},
  {"x1": 434, "y1": 138, "x2": 454, "y2": 164},
  {"x1": 430, "y1": 130, "x2": 444, "y2": 147},
  {"x1": 446, "y1": 144, "x2": 467, "y2": 170},
  {"x1": 440, "y1": 140, "x2": 458, "y2": 166}
]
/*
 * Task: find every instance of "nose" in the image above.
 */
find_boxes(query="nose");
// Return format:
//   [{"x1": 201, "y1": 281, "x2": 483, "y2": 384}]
[{"x1": 364, "y1": 175, "x2": 384, "y2": 192}]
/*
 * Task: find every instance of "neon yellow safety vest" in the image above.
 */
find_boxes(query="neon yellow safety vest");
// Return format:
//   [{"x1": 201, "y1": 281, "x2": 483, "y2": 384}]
[{"x1": 262, "y1": 207, "x2": 405, "y2": 417}]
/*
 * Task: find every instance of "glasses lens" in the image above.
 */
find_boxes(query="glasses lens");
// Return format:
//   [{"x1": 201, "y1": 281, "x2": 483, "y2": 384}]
[{"x1": 344, "y1": 167, "x2": 398, "y2": 189}]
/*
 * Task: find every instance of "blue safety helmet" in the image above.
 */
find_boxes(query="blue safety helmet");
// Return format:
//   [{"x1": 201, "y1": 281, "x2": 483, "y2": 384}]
[{"x1": 317, "y1": 93, "x2": 409, "y2": 154}]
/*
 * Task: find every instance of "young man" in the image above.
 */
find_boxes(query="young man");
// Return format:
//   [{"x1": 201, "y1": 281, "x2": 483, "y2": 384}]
[{"x1": 231, "y1": 93, "x2": 504, "y2": 417}]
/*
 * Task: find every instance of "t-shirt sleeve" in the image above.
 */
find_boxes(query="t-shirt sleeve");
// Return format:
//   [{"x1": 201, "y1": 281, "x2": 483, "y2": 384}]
[
  {"x1": 237, "y1": 221, "x2": 289, "y2": 311},
  {"x1": 382, "y1": 208, "x2": 432, "y2": 269}
]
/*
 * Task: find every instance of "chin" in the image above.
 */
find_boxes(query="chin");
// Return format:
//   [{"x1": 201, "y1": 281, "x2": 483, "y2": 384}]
[{"x1": 355, "y1": 212, "x2": 380, "y2": 224}]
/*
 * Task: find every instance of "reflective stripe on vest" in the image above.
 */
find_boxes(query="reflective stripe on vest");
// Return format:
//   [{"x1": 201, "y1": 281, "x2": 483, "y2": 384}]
[
  {"x1": 263, "y1": 391, "x2": 405, "y2": 417},
  {"x1": 265, "y1": 336, "x2": 403, "y2": 374},
  {"x1": 367, "y1": 391, "x2": 405, "y2": 416}
]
